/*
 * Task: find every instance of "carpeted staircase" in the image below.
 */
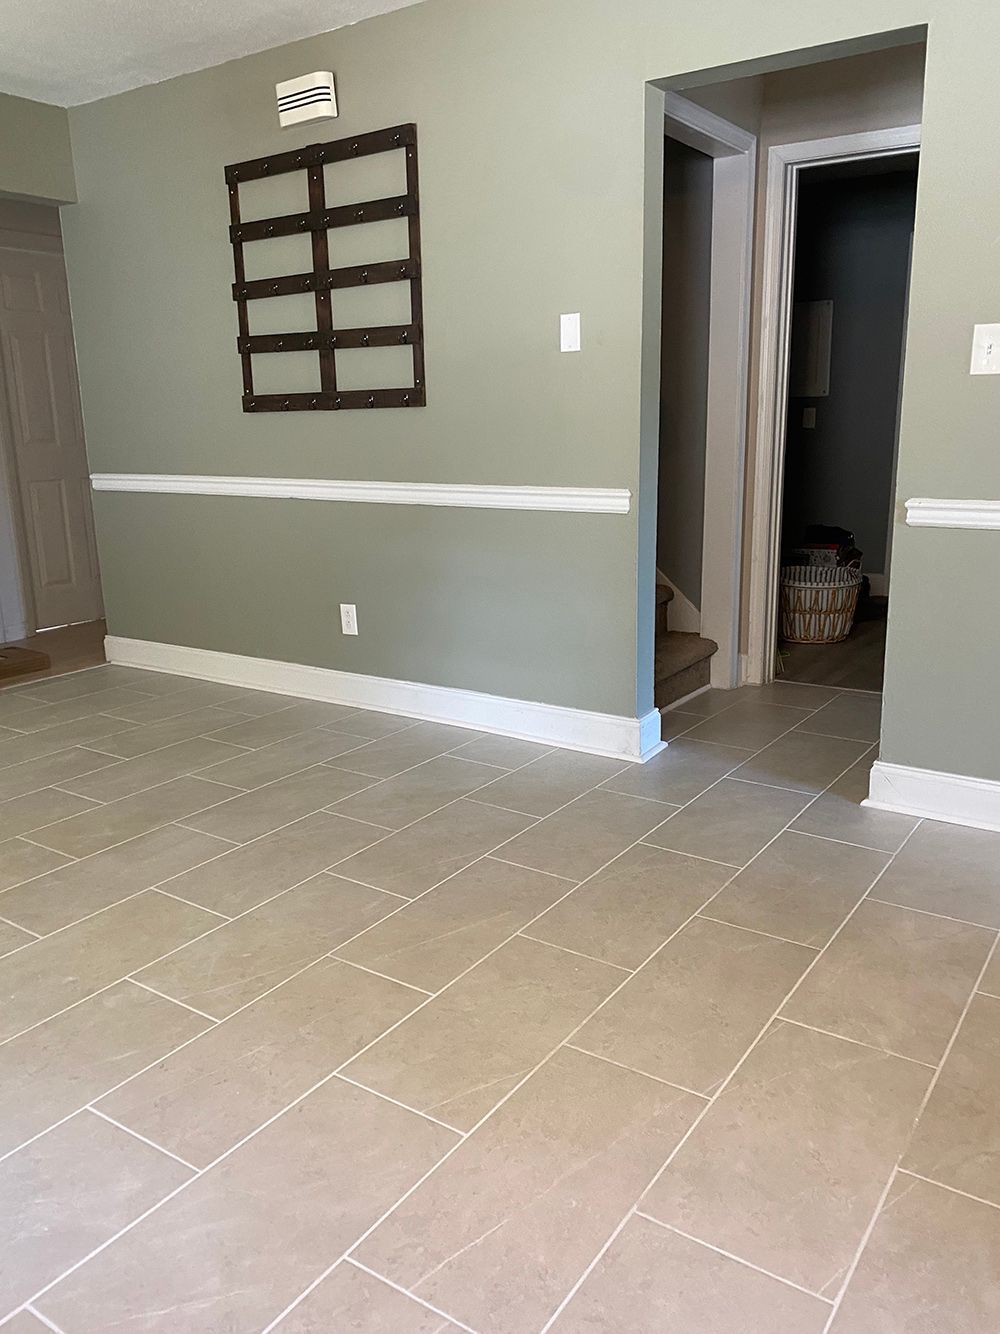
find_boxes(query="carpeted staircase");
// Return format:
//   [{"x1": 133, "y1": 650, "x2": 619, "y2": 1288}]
[{"x1": 654, "y1": 582, "x2": 718, "y2": 708}]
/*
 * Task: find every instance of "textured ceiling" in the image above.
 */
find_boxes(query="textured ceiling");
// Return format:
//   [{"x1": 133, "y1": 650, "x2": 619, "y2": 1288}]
[{"x1": 0, "y1": 0, "x2": 424, "y2": 106}]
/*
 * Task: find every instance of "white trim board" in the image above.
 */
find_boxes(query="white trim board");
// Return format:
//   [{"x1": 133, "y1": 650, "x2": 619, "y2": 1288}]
[
  {"x1": 90, "y1": 475, "x2": 631, "y2": 514},
  {"x1": 866, "y1": 759, "x2": 1000, "y2": 833},
  {"x1": 105, "y1": 636, "x2": 665, "y2": 763},
  {"x1": 905, "y1": 498, "x2": 1000, "y2": 529}
]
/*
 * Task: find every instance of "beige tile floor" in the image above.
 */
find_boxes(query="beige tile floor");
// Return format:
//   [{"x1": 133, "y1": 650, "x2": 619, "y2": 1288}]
[{"x1": 0, "y1": 668, "x2": 999, "y2": 1331}]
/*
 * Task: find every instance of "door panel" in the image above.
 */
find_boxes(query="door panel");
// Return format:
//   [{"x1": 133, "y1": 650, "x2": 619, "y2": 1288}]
[{"x1": 0, "y1": 248, "x2": 103, "y2": 629}]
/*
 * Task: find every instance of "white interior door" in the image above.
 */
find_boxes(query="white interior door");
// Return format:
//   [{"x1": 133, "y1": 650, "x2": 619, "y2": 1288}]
[{"x1": 0, "y1": 248, "x2": 103, "y2": 630}]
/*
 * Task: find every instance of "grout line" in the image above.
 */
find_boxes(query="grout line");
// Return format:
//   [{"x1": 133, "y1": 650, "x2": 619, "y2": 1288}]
[
  {"x1": 152, "y1": 886, "x2": 232, "y2": 920},
  {"x1": 695, "y1": 914, "x2": 821, "y2": 951},
  {"x1": 726, "y1": 775, "x2": 818, "y2": 796},
  {"x1": 563, "y1": 1044, "x2": 708, "y2": 1100},
  {"x1": 86, "y1": 1106, "x2": 200, "y2": 1174},
  {"x1": 517, "y1": 932, "x2": 633, "y2": 973},
  {"x1": 895, "y1": 1168, "x2": 1000, "y2": 1215},
  {"x1": 343, "y1": 1258, "x2": 479, "y2": 1334},
  {"x1": 866, "y1": 895, "x2": 1000, "y2": 933},
  {"x1": 329, "y1": 955, "x2": 434, "y2": 996},
  {"x1": 23, "y1": 1307, "x2": 68, "y2": 1334},
  {"x1": 792, "y1": 828, "x2": 905, "y2": 855},
  {"x1": 483, "y1": 855, "x2": 578, "y2": 882},
  {"x1": 0, "y1": 913, "x2": 41, "y2": 940},
  {"x1": 333, "y1": 1073, "x2": 462, "y2": 1133},
  {"x1": 125, "y1": 977, "x2": 221, "y2": 1023},
  {"x1": 819, "y1": 924, "x2": 1000, "y2": 1330},
  {"x1": 634, "y1": 1212, "x2": 835, "y2": 1305},
  {"x1": 636, "y1": 841, "x2": 742, "y2": 869},
  {"x1": 795, "y1": 728, "x2": 880, "y2": 744},
  {"x1": 775, "y1": 1015, "x2": 936, "y2": 1069}
]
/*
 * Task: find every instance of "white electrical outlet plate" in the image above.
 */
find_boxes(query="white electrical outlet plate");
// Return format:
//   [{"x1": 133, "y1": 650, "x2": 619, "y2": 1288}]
[
  {"x1": 340, "y1": 604, "x2": 358, "y2": 635},
  {"x1": 970, "y1": 324, "x2": 1000, "y2": 375},
  {"x1": 560, "y1": 312, "x2": 581, "y2": 353}
]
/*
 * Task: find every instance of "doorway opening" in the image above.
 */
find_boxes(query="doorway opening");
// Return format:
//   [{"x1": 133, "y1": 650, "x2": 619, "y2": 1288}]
[
  {"x1": 0, "y1": 198, "x2": 106, "y2": 684},
  {"x1": 776, "y1": 153, "x2": 918, "y2": 690},
  {"x1": 644, "y1": 34, "x2": 926, "y2": 724}
]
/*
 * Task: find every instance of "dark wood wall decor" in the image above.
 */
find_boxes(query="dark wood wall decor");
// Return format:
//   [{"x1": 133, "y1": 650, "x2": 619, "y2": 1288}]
[{"x1": 225, "y1": 123, "x2": 425, "y2": 411}]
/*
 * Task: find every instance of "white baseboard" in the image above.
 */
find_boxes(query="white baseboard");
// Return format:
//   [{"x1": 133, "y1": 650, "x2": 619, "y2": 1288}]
[
  {"x1": 865, "y1": 759, "x2": 1000, "y2": 833},
  {"x1": 105, "y1": 636, "x2": 665, "y2": 764}
]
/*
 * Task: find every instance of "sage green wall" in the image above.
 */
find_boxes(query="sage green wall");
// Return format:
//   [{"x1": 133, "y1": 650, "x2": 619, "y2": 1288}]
[
  {"x1": 62, "y1": 0, "x2": 1000, "y2": 770},
  {"x1": 0, "y1": 93, "x2": 76, "y2": 202}
]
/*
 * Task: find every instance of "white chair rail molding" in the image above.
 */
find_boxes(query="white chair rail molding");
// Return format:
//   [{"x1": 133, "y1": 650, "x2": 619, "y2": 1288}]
[
  {"x1": 89, "y1": 473, "x2": 632, "y2": 514},
  {"x1": 904, "y1": 497, "x2": 1000, "y2": 528}
]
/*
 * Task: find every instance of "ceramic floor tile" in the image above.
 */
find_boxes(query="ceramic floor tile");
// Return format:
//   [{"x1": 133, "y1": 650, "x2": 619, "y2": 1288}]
[
  {"x1": 553, "y1": 1214, "x2": 830, "y2": 1334},
  {"x1": 0, "y1": 746, "x2": 118, "y2": 803},
  {"x1": 0, "y1": 981, "x2": 209, "y2": 1155},
  {"x1": 60, "y1": 737, "x2": 244, "y2": 802},
  {"x1": 0, "y1": 837, "x2": 72, "y2": 894},
  {"x1": 192, "y1": 728, "x2": 368, "y2": 789},
  {"x1": 134, "y1": 874, "x2": 398, "y2": 1018},
  {"x1": 332, "y1": 755, "x2": 497, "y2": 829},
  {"x1": 325, "y1": 722, "x2": 485, "y2": 779},
  {"x1": 902, "y1": 992, "x2": 1000, "y2": 1202},
  {"x1": 659, "y1": 709, "x2": 702, "y2": 740},
  {"x1": 108, "y1": 681, "x2": 253, "y2": 724},
  {"x1": 982, "y1": 947, "x2": 1000, "y2": 997},
  {"x1": 791, "y1": 754, "x2": 918, "y2": 853},
  {"x1": 100, "y1": 958, "x2": 421, "y2": 1167},
  {"x1": 159, "y1": 810, "x2": 389, "y2": 917},
  {"x1": 92, "y1": 706, "x2": 254, "y2": 759},
  {"x1": 469, "y1": 750, "x2": 629, "y2": 817},
  {"x1": 0, "y1": 824, "x2": 226, "y2": 934},
  {"x1": 27, "y1": 775, "x2": 240, "y2": 859},
  {"x1": 783, "y1": 899, "x2": 994, "y2": 1064},
  {"x1": 0, "y1": 714, "x2": 140, "y2": 768},
  {"x1": 495, "y1": 789, "x2": 673, "y2": 881},
  {"x1": 338, "y1": 856, "x2": 571, "y2": 991},
  {"x1": 181, "y1": 765, "x2": 374, "y2": 843},
  {"x1": 0, "y1": 890, "x2": 219, "y2": 1041},
  {"x1": 343, "y1": 935, "x2": 623, "y2": 1130},
  {"x1": 705, "y1": 831, "x2": 889, "y2": 948},
  {"x1": 446, "y1": 733, "x2": 553, "y2": 769},
  {"x1": 0, "y1": 916, "x2": 34, "y2": 956},
  {"x1": 15, "y1": 666, "x2": 190, "y2": 701},
  {"x1": 731, "y1": 731, "x2": 869, "y2": 795},
  {"x1": 0, "y1": 692, "x2": 48, "y2": 724},
  {"x1": 668, "y1": 687, "x2": 756, "y2": 716},
  {"x1": 273, "y1": 1262, "x2": 461, "y2": 1332},
  {"x1": 328, "y1": 708, "x2": 421, "y2": 739},
  {"x1": 37, "y1": 1077, "x2": 457, "y2": 1334},
  {"x1": 0, "y1": 786, "x2": 100, "y2": 841},
  {"x1": 643, "y1": 1020, "x2": 930, "y2": 1295},
  {"x1": 643, "y1": 779, "x2": 810, "y2": 867},
  {"x1": 873, "y1": 818, "x2": 1000, "y2": 927},
  {"x1": 751, "y1": 682, "x2": 842, "y2": 710},
  {"x1": 575, "y1": 916, "x2": 814, "y2": 1093},
  {"x1": 0, "y1": 1110, "x2": 192, "y2": 1315},
  {"x1": 600, "y1": 739, "x2": 753, "y2": 806},
  {"x1": 796, "y1": 692, "x2": 882, "y2": 743},
  {"x1": 206, "y1": 700, "x2": 363, "y2": 748},
  {"x1": 334, "y1": 799, "x2": 533, "y2": 898},
  {"x1": 681, "y1": 701, "x2": 812, "y2": 750},
  {"x1": 830, "y1": 1173, "x2": 1000, "y2": 1332},
  {"x1": 0, "y1": 688, "x2": 151, "y2": 733},
  {"x1": 523, "y1": 843, "x2": 733, "y2": 970},
  {"x1": 358, "y1": 1046, "x2": 702, "y2": 1334}
]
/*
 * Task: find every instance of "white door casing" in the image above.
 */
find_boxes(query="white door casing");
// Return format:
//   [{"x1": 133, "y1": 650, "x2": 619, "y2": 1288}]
[{"x1": 0, "y1": 248, "x2": 103, "y2": 631}]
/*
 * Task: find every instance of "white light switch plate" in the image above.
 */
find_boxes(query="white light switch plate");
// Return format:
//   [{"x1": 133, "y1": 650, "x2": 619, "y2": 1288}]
[
  {"x1": 970, "y1": 324, "x2": 1000, "y2": 375},
  {"x1": 560, "y1": 313, "x2": 581, "y2": 353}
]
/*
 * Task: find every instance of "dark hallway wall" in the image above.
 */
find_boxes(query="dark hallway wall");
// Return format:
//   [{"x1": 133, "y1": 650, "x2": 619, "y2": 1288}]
[
  {"x1": 782, "y1": 164, "x2": 918, "y2": 578},
  {"x1": 657, "y1": 135, "x2": 713, "y2": 611}
]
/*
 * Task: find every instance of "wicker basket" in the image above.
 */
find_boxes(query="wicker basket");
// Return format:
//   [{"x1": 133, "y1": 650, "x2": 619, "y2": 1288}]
[{"x1": 779, "y1": 565, "x2": 862, "y2": 644}]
